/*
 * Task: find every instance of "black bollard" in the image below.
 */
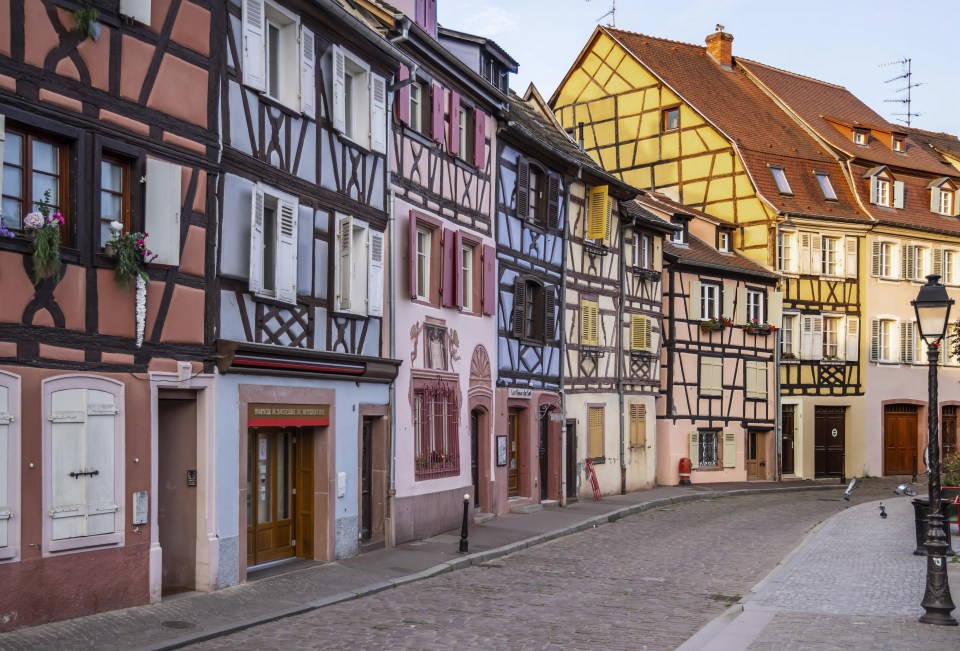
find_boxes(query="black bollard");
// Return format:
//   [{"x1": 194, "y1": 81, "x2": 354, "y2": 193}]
[
  {"x1": 459, "y1": 493, "x2": 470, "y2": 553},
  {"x1": 913, "y1": 453, "x2": 918, "y2": 484}
]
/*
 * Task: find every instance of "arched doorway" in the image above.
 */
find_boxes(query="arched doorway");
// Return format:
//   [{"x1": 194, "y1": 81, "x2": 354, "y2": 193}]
[{"x1": 468, "y1": 346, "x2": 493, "y2": 512}]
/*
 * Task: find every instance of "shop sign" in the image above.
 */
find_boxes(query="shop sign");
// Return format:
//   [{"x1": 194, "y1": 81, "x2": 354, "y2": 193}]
[
  {"x1": 508, "y1": 388, "x2": 533, "y2": 399},
  {"x1": 248, "y1": 403, "x2": 330, "y2": 427}
]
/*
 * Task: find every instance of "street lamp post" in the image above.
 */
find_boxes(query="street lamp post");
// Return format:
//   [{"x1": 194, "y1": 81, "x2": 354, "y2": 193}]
[{"x1": 912, "y1": 274, "x2": 957, "y2": 626}]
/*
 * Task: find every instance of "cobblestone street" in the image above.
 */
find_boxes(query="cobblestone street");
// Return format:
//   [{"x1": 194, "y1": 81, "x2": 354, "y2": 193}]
[{"x1": 193, "y1": 483, "x2": 906, "y2": 651}]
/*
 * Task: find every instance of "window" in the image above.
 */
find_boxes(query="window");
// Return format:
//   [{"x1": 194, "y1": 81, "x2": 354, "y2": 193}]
[
  {"x1": 876, "y1": 178, "x2": 890, "y2": 206},
  {"x1": 329, "y1": 45, "x2": 386, "y2": 153},
  {"x1": 940, "y1": 190, "x2": 954, "y2": 216},
  {"x1": 409, "y1": 80, "x2": 426, "y2": 134},
  {"x1": 814, "y1": 171, "x2": 838, "y2": 201},
  {"x1": 892, "y1": 136, "x2": 905, "y2": 152},
  {"x1": 872, "y1": 240, "x2": 899, "y2": 279},
  {"x1": 853, "y1": 130, "x2": 868, "y2": 145},
  {"x1": 661, "y1": 107, "x2": 680, "y2": 132},
  {"x1": 512, "y1": 277, "x2": 556, "y2": 342},
  {"x1": 822, "y1": 236, "x2": 840, "y2": 276},
  {"x1": 823, "y1": 316, "x2": 842, "y2": 358},
  {"x1": 249, "y1": 183, "x2": 299, "y2": 304},
  {"x1": 580, "y1": 298, "x2": 599, "y2": 346},
  {"x1": 527, "y1": 166, "x2": 544, "y2": 225},
  {"x1": 628, "y1": 403, "x2": 646, "y2": 449},
  {"x1": 242, "y1": 1, "x2": 313, "y2": 115},
  {"x1": 0, "y1": 372, "x2": 19, "y2": 561},
  {"x1": 746, "y1": 289, "x2": 764, "y2": 323},
  {"x1": 630, "y1": 314, "x2": 652, "y2": 352},
  {"x1": 633, "y1": 232, "x2": 652, "y2": 269},
  {"x1": 415, "y1": 227, "x2": 431, "y2": 301},
  {"x1": 870, "y1": 318, "x2": 898, "y2": 363},
  {"x1": 696, "y1": 429, "x2": 720, "y2": 467},
  {"x1": 777, "y1": 230, "x2": 797, "y2": 273},
  {"x1": 98, "y1": 155, "x2": 131, "y2": 249},
  {"x1": 701, "y1": 283, "x2": 720, "y2": 320},
  {"x1": 1, "y1": 123, "x2": 69, "y2": 238},
  {"x1": 745, "y1": 360, "x2": 767, "y2": 399},
  {"x1": 699, "y1": 356, "x2": 723, "y2": 397},
  {"x1": 781, "y1": 313, "x2": 797, "y2": 356},
  {"x1": 914, "y1": 246, "x2": 929, "y2": 281},
  {"x1": 43, "y1": 376, "x2": 124, "y2": 552},
  {"x1": 335, "y1": 215, "x2": 383, "y2": 316},
  {"x1": 588, "y1": 406, "x2": 605, "y2": 459},
  {"x1": 770, "y1": 165, "x2": 793, "y2": 195},
  {"x1": 670, "y1": 217, "x2": 688, "y2": 244},
  {"x1": 929, "y1": 179, "x2": 959, "y2": 217},
  {"x1": 454, "y1": 106, "x2": 475, "y2": 163},
  {"x1": 413, "y1": 379, "x2": 460, "y2": 480},
  {"x1": 517, "y1": 159, "x2": 557, "y2": 229},
  {"x1": 867, "y1": 169, "x2": 904, "y2": 209},
  {"x1": 941, "y1": 249, "x2": 959, "y2": 285},
  {"x1": 460, "y1": 243, "x2": 474, "y2": 313},
  {"x1": 718, "y1": 230, "x2": 731, "y2": 252},
  {"x1": 586, "y1": 185, "x2": 609, "y2": 241}
]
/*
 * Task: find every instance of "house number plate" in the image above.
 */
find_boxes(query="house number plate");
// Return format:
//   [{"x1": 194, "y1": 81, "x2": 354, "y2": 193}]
[{"x1": 831, "y1": 428, "x2": 838, "y2": 438}]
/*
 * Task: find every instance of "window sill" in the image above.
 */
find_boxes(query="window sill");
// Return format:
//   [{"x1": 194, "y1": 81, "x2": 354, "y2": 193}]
[
  {"x1": 252, "y1": 291, "x2": 298, "y2": 308},
  {"x1": 256, "y1": 91, "x2": 303, "y2": 118},
  {"x1": 46, "y1": 531, "x2": 122, "y2": 554},
  {"x1": 584, "y1": 241, "x2": 610, "y2": 257},
  {"x1": 579, "y1": 345, "x2": 605, "y2": 358},
  {"x1": 781, "y1": 358, "x2": 801, "y2": 365},
  {"x1": 331, "y1": 308, "x2": 368, "y2": 320},
  {"x1": 818, "y1": 359, "x2": 848, "y2": 366},
  {"x1": 633, "y1": 267, "x2": 661, "y2": 281},
  {"x1": 698, "y1": 393, "x2": 722, "y2": 399},
  {"x1": 694, "y1": 465, "x2": 721, "y2": 471}
]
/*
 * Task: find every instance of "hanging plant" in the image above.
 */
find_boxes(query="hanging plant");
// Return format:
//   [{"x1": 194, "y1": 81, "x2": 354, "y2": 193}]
[
  {"x1": 72, "y1": 6, "x2": 101, "y2": 41},
  {"x1": 105, "y1": 221, "x2": 157, "y2": 288},
  {"x1": 23, "y1": 190, "x2": 63, "y2": 285}
]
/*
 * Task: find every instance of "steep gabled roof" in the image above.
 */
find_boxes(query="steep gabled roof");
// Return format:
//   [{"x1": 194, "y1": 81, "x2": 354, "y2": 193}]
[
  {"x1": 741, "y1": 59, "x2": 952, "y2": 177},
  {"x1": 601, "y1": 28, "x2": 868, "y2": 223},
  {"x1": 905, "y1": 127, "x2": 960, "y2": 165}
]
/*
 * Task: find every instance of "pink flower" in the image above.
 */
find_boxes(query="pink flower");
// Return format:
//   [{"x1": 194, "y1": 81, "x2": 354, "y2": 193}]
[
  {"x1": 23, "y1": 212, "x2": 45, "y2": 230},
  {"x1": 51, "y1": 212, "x2": 64, "y2": 225}
]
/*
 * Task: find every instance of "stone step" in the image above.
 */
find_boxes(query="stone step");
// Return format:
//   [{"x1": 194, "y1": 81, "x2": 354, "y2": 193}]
[
  {"x1": 541, "y1": 499, "x2": 560, "y2": 509},
  {"x1": 509, "y1": 502, "x2": 544, "y2": 515},
  {"x1": 473, "y1": 512, "x2": 495, "y2": 525}
]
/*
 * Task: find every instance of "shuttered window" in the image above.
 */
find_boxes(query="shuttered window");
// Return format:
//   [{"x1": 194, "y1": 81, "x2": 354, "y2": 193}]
[
  {"x1": 628, "y1": 403, "x2": 646, "y2": 449},
  {"x1": 0, "y1": 373, "x2": 18, "y2": 560},
  {"x1": 630, "y1": 314, "x2": 652, "y2": 352},
  {"x1": 799, "y1": 315, "x2": 824, "y2": 360},
  {"x1": 699, "y1": 356, "x2": 723, "y2": 396},
  {"x1": 586, "y1": 185, "x2": 609, "y2": 241},
  {"x1": 588, "y1": 406, "x2": 604, "y2": 459},
  {"x1": 512, "y1": 278, "x2": 555, "y2": 341},
  {"x1": 44, "y1": 377, "x2": 123, "y2": 552},
  {"x1": 581, "y1": 299, "x2": 599, "y2": 346},
  {"x1": 745, "y1": 361, "x2": 767, "y2": 399},
  {"x1": 870, "y1": 318, "x2": 898, "y2": 363},
  {"x1": 250, "y1": 183, "x2": 299, "y2": 304},
  {"x1": 326, "y1": 44, "x2": 386, "y2": 153},
  {"x1": 334, "y1": 214, "x2": 382, "y2": 316}
]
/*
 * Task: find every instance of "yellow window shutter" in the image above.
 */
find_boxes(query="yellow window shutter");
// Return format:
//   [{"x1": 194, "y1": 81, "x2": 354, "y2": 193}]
[
  {"x1": 653, "y1": 235, "x2": 663, "y2": 272},
  {"x1": 629, "y1": 403, "x2": 646, "y2": 448},
  {"x1": 587, "y1": 185, "x2": 609, "y2": 240},
  {"x1": 588, "y1": 407, "x2": 604, "y2": 458},
  {"x1": 582, "y1": 300, "x2": 599, "y2": 346}
]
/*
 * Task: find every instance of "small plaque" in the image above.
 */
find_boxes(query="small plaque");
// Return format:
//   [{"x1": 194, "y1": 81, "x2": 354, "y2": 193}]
[
  {"x1": 186, "y1": 469, "x2": 198, "y2": 487},
  {"x1": 133, "y1": 491, "x2": 148, "y2": 525}
]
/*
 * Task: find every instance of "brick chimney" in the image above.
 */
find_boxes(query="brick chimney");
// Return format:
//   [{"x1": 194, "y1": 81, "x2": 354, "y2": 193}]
[{"x1": 705, "y1": 26, "x2": 734, "y2": 69}]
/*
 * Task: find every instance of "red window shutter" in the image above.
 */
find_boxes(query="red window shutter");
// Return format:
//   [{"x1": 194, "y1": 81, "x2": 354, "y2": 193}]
[
  {"x1": 397, "y1": 64, "x2": 410, "y2": 125},
  {"x1": 482, "y1": 243, "x2": 496, "y2": 316},
  {"x1": 473, "y1": 109, "x2": 486, "y2": 169},
  {"x1": 408, "y1": 211, "x2": 419, "y2": 299},
  {"x1": 431, "y1": 83, "x2": 445, "y2": 143},
  {"x1": 448, "y1": 91, "x2": 460, "y2": 156},
  {"x1": 441, "y1": 227, "x2": 457, "y2": 307},
  {"x1": 516, "y1": 157, "x2": 530, "y2": 220},
  {"x1": 547, "y1": 174, "x2": 561, "y2": 230}
]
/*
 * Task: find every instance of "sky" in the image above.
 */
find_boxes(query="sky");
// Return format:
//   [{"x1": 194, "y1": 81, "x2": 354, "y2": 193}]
[{"x1": 438, "y1": 0, "x2": 960, "y2": 136}]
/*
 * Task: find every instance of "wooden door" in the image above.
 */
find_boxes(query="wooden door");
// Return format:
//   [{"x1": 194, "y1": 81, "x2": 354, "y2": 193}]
[
  {"x1": 539, "y1": 416, "x2": 548, "y2": 501},
  {"x1": 746, "y1": 431, "x2": 762, "y2": 480},
  {"x1": 781, "y1": 405, "x2": 795, "y2": 475},
  {"x1": 360, "y1": 419, "x2": 372, "y2": 542},
  {"x1": 158, "y1": 396, "x2": 197, "y2": 595},
  {"x1": 247, "y1": 429, "x2": 296, "y2": 566},
  {"x1": 471, "y1": 410, "x2": 480, "y2": 507},
  {"x1": 815, "y1": 407, "x2": 846, "y2": 478},
  {"x1": 884, "y1": 405, "x2": 918, "y2": 475},
  {"x1": 944, "y1": 406, "x2": 958, "y2": 459},
  {"x1": 565, "y1": 421, "x2": 578, "y2": 502},
  {"x1": 295, "y1": 430, "x2": 314, "y2": 559},
  {"x1": 508, "y1": 412, "x2": 520, "y2": 497}
]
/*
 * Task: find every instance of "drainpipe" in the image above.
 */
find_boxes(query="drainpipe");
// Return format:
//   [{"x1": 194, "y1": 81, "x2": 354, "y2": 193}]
[
  {"x1": 386, "y1": 81, "x2": 398, "y2": 549},
  {"x1": 618, "y1": 206, "x2": 627, "y2": 495},
  {"x1": 775, "y1": 327, "x2": 782, "y2": 481},
  {"x1": 666, "y1": 265, "x2": 676, "y2": 421}
]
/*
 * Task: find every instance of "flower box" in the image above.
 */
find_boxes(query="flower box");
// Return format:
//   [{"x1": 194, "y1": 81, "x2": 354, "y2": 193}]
[
  {"x1": 819, "y1": 359, "x2": 846, "y2": 366},
  {"x1": 700, "y1": 318, "x2": 733, "y2": 333}
]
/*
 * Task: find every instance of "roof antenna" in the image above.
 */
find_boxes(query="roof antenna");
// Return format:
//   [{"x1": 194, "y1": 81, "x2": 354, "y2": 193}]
[
  {"x1": 880, "y1": 58, "x2": 923, "y2": 128},
  {"x1": 586, "y1": 0, "x2": 616, "y2": 27}
]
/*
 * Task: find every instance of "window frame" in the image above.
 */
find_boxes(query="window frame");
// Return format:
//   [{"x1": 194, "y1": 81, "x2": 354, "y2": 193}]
[
  {"x1": 876, "y1": 178, "x2": 891, "y2": 207},
  {"x1": 853, "y1": 129, "x2": 868, "y2": 146},
  {"x1": 940, "y1": 189, "x2": 954, "y2": 216},
  {"x1": 97, "y1": 152, "x2": 134, "y2": 250},
  {"x1": 697, "y1": 429, "x2": 721, "y2": 468},
  {"x1": 661, "y1": 106, "x2": 680, "y2": 133},
  {"x1": 892, "y1": 136, "x2": 905, "y2": 153},
  {"x1": 412, "y1": 376, "x2": 461, "y2": 481},
  {"x1": 777, "y1": 230, "x2": 797, "y2": 273},
  {"x1": 415, "y1": 225, "x2": 432, "y2": 302},
  {"x1": 781, "y1": 312, "x2": 798, "y2": 356},
  {"x1": 701, "y1": 282, "x2": 721, "y2": 320},
  {"x1": 822, "y1": 315, "x2": 843, "y2": 359},
  {"x1": 944, "y1": 249, "x2": 959, "y2": 285},
  {"x1": 746, "y1": 288, "x2": 764, "y2": 323},
  {"x1": 262, "y1": 1, "x2": 300, "y2": 109},
  {"x1": 822, "y1": 235, "x2": 841, "y2": 276},
  {"x1": 813, "y1": 171, "x2": 838, "y2": 201},
  {"x1": 717, "y1": 230, "x2": 731, "y2": 253},
  {"x1": 769, "y1": 165, "x2": 793, "y2": 195},
  {"x1": 459, "y1": 240, "x2": 476, "y2": 313},
  {"x1": 409, "y1": 79, "x2": 426, "y2": 135}
]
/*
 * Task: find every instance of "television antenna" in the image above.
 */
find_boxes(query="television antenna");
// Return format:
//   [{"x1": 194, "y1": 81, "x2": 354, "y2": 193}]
[
  {"x1": 586, "y1": 0, "x2": 616, "y2": 27},
  {"x1": 880, "y1": 58, "x2": 922, "y2": 127}
]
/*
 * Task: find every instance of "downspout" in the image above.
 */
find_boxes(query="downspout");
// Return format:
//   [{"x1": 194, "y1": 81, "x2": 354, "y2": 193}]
[
  {"x1": 775, "y1": 327, "x2": 782, "y2": 481},
  {"x1": 386, "y1": 80, "x2": 398, "y2": 548},
  {"x1": 666, "y1": 265, "x2": 676, "y2": 422},
  {"x1": 559, "y1": 176, "x2": 572, "y2": 505},
  {"x1": 618, "y1": 206, "x2": 627, "y2": 495}
]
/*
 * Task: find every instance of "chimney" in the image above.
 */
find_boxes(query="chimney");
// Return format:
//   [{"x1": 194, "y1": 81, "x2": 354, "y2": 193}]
[{"x1": 705, "y1": 25, "x2": 733, "y2": 69}]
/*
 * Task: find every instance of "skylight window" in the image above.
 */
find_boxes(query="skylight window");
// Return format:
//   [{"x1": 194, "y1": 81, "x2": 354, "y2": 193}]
[
  {"x1": 770, "y1": 165, "x2": 793, "y2": 195},
  {"x1": 814, "y1": 171, "x2": 838, "y2": 201}
]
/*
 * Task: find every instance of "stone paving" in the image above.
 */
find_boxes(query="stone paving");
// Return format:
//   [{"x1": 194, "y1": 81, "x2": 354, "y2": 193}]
[{"x1": 191, "y1": 488, "x2": 898, "y2": 651}]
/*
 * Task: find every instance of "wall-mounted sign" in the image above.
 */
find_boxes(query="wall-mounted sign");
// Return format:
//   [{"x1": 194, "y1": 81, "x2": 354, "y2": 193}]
[
  {"x1": 549, "y1": 412, "x2": 567, "y2": 422},
  {"x1": 508, "y1": 388, "x2": 532, "y2": 399},
  {"x1": 249, "y1": 403, "x2": 330, "y2": 427},
  {"x1": 496, "y1": 435, "x2": 507, "y2": 466}
]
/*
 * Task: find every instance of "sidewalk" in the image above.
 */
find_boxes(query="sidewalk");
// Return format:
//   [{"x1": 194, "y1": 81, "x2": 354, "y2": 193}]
[
  {"x1": 679, "y1": 493, "x2": 960, "y2": 650},
  {"x1": 0, "y1": 479, "x2": 882, "y2": 651}
]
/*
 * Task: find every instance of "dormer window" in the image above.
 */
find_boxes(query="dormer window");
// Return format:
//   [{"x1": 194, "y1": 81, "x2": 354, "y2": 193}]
[
  {"x1": 661, "y1": 107, "x2": 680, "y2": 132},
  {"x1": 814, "y1": 171, "x2": 838, "y2": 201},
  {"x1": 769, "y1": 165, "x2": 793, "y2": 195},
  {"x1": 717, "y1": 230, "x2": 732, "y2": 252},
  {"x1": 865, "y1": 166, "x2": 903, "y2": 209},
  {"x1": 670, "y1": 216, "x2": 688, "y2": 244},
  {"x1": 929, "y1": 177, "x2": 960, "y2": 217},
  {"x1": 853, "y1": 129, "x2": 868, "y2": 146},
  {"x1": 892, "y1": 136, "x2": 905, "y2": 153}
]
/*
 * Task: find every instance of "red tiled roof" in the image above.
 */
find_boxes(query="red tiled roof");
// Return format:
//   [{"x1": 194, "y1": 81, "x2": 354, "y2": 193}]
[
  {"x1": 905, "y1": 127, "x2": 960, "y2": 164},
  {"x1": 603, "y1": 28, "x2": 868, "y2": 223},
  {"x1": 741, "y1": 60, "x2": 952, "y2": 177},
  {"x1": 848, "y1": 163, "x2": 960, "y2": 237}
]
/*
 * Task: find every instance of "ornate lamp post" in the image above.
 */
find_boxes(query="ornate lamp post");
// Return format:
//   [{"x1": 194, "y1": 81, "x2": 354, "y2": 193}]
[{"x1": 912, "y1": 274, "x2": 957, "y2": 626}]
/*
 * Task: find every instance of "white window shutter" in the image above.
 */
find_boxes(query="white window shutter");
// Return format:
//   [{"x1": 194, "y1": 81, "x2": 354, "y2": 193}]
[
  {"x1": 811, "y1": 315, "x2": 823, "y2": 359},
  {"x1": 893, "y1": 181, "x2": 905, "y2": 209},
  {"x1": 810, "y1": 234, "x2": 823, "y2": 274},
  {"x1": 331, "y1": 45, "x2": 346, "y2": 134},
  {"x1": 120, "y1": 0, "x2": 152, "y2": 25},
  {"x1": 722, "y1": 432, "x2": 736, "y2": 468},
  {"x1": 689, "y1": 431, "x2": 699, "y2": 468},
  {"x1": 275, "y1": 198, "x2": 298, "y2": 304},
  {"x1": 931, "y1": 186, "x2": 942, "y2": 213},
  {"x1": 953, "y1": 191, "x2": 960, "y2": 218},
  {"x1": 0, "y1": 385, "x2": 9, "y2": 549},
  {"x1": 871, "y1": 241, "x2": 882, "y2": 277},
  {"x1": 735, "y1": 286, "x2": 747, "y2": 323},
  {"x1": 767, "y1": 291, "x2": 782, "y2": 326},
  {"x1": 933, "y1": 248, "x2": 943, "y2": 277},
  {"x1": 370, "y1": 73, "x2": 387, "y2": 154},
  {"x1": 241, "y1": 0, "x2": 266, "y2": 91},
  {"x1": 49, "y1": 389, "x2": 89, "y2": 541},
  {"x1": 799, "y1": 233, "x2": 811, "y2": 274},
  {"x1": 870, "y1": 176, "x2": 878, "y2": 204},
  {"x1": 844, "y1": 237, "x2": 856, "y2": 278},
  {"x1": 248, "y1": 184, "x2": 265, "y2": 294},
  {"x1": 145, "y1": 158, "x2": 182, "y2": 266},
  {"x1": 84, "y1": 390, "x2": 119, "y2": 537},
  {"x1": 688, "y1": 279, "x2": 701, "y2": 321},
  {"x1": 845, "y1": 316, "x2": 860, "y2": 362},
  {"x1": 722, "y1": 286, "x2": 734, "y2": 319},
  {"x1": 870, "y1": 318, "x2": 881, "y2": 362},
  {"x1": 336, "y1": 213, "x2": 353, "y2": 311},
  {"x1": 368, "y1": 230, "x2": 384, "y2": 317},
  {"x1": 299, "y1": 27, "x2": 316, "y2": 118},
  {"x1": 788, "y1": 233, "x2": 800, "y2": 273},
  {"x1": 800, "y1": 315, "x2": 813, "y2": 359},
  {"x1": 901, "y1": 320, "x2": 915, "y2": 364}
]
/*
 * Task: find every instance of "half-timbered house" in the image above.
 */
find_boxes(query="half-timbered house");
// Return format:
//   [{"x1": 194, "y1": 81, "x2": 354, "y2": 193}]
[
  {"x1": 360, "y1": 0, "x2": 503, "y2": 541},
  {"x1": 635, "y1": 193, "x2": 781, "y2": 484},
  {"x1": 0, "y1": 0, "x2": 216, "y2": 628},
  {"x1": 212, "y1": 0, "x2": 403, "y2": 579},
  {"x1": 551, "y1": 26, "x2": 871, "y2": 481},
  {"x1": 742, "y1": 63, "x2": 960, "y2": 477}
]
